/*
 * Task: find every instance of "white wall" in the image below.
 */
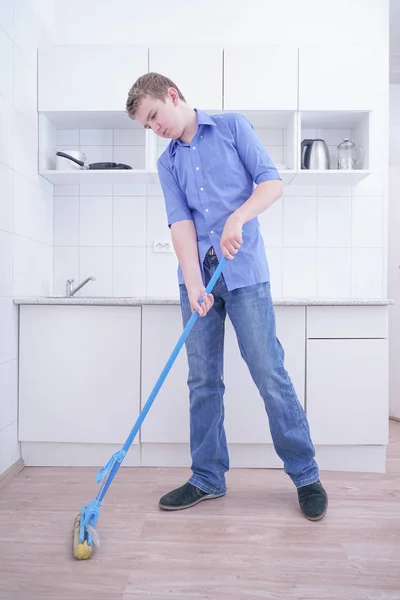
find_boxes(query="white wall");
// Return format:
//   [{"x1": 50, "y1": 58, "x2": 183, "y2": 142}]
[
  {"x1": 0, "y1": 0, "x2": 55, "y2": 476},
  {"x1": 53, "y1": 0, "x2": 388, "y2": 48},
  {"x1": 389, "y1": 84, "x2": 400, "y2": 418}
]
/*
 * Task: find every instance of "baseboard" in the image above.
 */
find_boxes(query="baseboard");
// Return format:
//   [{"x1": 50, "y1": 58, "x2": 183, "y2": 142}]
[
  {"x1": 20, "y1": 441, "x2": 387, "y2": 473},
  {"x1": 390, "y1": 416, "x2": 400, "y2": 423},
  {"x1": 0, "y1": 458, "x2": 25, "y2": 490}
]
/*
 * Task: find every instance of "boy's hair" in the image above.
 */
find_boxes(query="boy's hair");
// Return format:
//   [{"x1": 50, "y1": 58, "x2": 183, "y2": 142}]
[{"x1": 126, "y1": 72, "x2": 186, "y2": 119}]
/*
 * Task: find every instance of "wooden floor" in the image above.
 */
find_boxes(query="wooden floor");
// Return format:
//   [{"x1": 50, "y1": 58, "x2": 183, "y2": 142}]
[{"x1": 0, "y1": 423, "x2": 399, "y2": 600}]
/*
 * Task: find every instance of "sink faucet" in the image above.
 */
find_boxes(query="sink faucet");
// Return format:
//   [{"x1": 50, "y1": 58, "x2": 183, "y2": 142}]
[{"x1": 66, "y1": 276, "x2": 96, "y2": 297}]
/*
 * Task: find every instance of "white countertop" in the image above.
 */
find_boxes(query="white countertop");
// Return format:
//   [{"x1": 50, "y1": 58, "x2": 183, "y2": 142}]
[{"x1": 13, "y1": 296, "x2": 394, "y2": 306}]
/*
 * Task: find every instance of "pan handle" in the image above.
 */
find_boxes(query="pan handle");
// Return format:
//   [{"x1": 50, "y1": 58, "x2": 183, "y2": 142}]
[{"x1": 56, "y1": 151, "x2": 85, "y2": 167}]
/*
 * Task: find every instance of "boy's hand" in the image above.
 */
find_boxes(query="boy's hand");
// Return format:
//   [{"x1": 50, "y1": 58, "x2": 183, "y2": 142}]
[
  {"x1": 220, "y1": 214, "x2": 243, "y2": 260},
  {"x1": 187, "y1": 286, "x2": 214, "y2": 317}
]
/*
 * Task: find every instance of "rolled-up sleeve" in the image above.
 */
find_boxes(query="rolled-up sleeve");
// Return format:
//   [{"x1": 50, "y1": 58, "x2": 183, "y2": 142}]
[
  {"x1": 157, "y1": 156, "x2": 193, "y2": 228},
  {"x1": 230, "y1": 114, "x2": 281, "y2": 184}
]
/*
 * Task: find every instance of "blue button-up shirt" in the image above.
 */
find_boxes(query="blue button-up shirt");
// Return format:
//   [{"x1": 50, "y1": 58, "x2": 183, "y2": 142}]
[{"x1": 157, "y1": 109, "x2": 281, "y2": 291}]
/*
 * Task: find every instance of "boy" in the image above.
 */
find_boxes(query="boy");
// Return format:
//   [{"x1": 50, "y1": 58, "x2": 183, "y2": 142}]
[{"x1": 126, "y1": 73, "x2": 328, "y2": 521}]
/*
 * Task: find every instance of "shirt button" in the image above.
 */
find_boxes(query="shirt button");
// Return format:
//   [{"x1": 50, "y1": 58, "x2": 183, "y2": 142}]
[
  {"x1": 200, "y1": 136, "x2": 203, "y2": 139},
  {"x1": 200, "y1": 187, "x2": 204, "y2": 191},
  {"x1": 210, "y1": 230, "x2": 214, "y2": 234},
  {"x1": 205, "y1": 208, "x2": 209, "y2": 212},
  {"x1": 192, "y1": 146, "x2": 196, "y2": 150},
  {"x1": 196, "y1": 167, "x2": 199, "y2": 171}
]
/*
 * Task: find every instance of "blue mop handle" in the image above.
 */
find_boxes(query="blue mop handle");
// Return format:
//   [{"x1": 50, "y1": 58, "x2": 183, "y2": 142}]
[{"x1": 95, "y1": 255, "x2": 228, "y2": 503}]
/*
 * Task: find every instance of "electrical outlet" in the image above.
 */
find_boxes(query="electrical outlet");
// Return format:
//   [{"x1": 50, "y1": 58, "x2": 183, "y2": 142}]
[{"x1": 153, "y1": 240, "x2": 173, "y2": 253}]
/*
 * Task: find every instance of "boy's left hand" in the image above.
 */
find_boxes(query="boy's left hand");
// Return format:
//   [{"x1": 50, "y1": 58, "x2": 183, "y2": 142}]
[{"x1": 220, "y1": 214, "x2": 243, "y2": 260}]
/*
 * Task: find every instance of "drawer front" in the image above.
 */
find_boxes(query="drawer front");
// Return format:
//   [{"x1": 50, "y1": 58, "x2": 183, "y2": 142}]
[{"x1": 307, "y1": 306, "x2": 388, "y2": 339}]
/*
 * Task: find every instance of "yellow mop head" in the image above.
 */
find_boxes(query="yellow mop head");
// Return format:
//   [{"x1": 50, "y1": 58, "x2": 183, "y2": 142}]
[{"x1": 73, "y1": 513, "x2": 93, "y2": 560}]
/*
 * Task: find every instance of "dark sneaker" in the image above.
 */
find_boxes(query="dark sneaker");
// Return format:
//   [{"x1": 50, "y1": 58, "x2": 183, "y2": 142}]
[
  {"x1": 297, "y1": 479, "x2": 328, "y2": 521},
  {"x1": 159, "y1": 481, "x2": 225, "y2": 511}
]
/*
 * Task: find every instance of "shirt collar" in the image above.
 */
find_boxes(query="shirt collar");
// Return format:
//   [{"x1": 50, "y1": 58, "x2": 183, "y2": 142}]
[
  {"x1": 169, "y1": 109, "x2": 216, "y2": 155},
  {"x1": 194, "y1": 108, "x2": 216, "y2": 127}
]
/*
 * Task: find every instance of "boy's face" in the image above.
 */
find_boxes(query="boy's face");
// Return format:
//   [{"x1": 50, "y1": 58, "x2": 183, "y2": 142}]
[{"x1": 135, "y1": 89, "x2": 184, "y2": 140}]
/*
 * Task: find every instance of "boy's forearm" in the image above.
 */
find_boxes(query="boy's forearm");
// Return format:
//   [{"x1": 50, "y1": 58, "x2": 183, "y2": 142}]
[
  {"x1": 234, "y1": 180, "x2": 283, "y2": 224},
  {"x1": 171, "y1": 220, "x2": 203, "y2": 289}
]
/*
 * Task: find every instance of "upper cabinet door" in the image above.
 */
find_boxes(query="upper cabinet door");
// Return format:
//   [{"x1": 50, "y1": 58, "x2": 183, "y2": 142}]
[
  {"x1": 298, "y1": 46, "x2": 386, "y2": 111},
  {"x1": 223, "y1": 46, "x2": 298, "y2": 110},
  {"x1": 38, "y1": 45, "x2": 148, "y2": 112},
  {"x1": 149, "y1": 46, "x2": 223, "y2": 110}
]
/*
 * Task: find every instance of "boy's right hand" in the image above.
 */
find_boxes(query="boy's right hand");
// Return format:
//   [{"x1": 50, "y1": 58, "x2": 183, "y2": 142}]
[{"x1": 187, "y1": 287, "x2": 214, "y2": 317}]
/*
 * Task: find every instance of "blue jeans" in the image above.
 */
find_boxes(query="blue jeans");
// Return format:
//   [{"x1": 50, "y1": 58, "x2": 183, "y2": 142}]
[{"x1": 179, "y1": 254, "x2": 319, "y2": 494}]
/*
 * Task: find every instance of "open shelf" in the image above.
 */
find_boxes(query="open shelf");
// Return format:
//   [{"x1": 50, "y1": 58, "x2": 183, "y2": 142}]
[
  {"x1": 298, "y1": 110, "x2": 370, "y2": 176},
  {"x1": 38, "y1": 109, "x2": 372, "y2": 187},
  {"x1": 39, "y1": 167, "x2": 297, "y2": 186},
  {"x1": 292, "y1": 169, "x2": 370, "y2": 185},
  {"x1": 39, "y1": 169, "x2": 160, "y2": 185}
]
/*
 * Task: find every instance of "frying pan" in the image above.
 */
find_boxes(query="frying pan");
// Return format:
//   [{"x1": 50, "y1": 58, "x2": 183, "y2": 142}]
[{"x1": 56, "y1": 151, "x2": 132, "y2": 170}]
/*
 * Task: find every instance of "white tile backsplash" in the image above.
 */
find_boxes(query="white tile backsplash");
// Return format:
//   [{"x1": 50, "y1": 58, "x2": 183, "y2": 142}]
[
  {"x1": 13, "y1": 109, "x2": 37, "y2": 182},
  {"x1": 146, "y1": 249, "x2": 179, "y2": 298},
  {"x1": 259, "y1": 199, "x2": 283, "y2": 247},
  {"x1": 13, "y1": 236, "x2": 53, "y2": 296},
  {"x1": 79, "y1": 183, "x2": 113, "y2": 197},
  {"x1": 80, "y1": 129, "x2": 113, "y2": 146},
  {"x1": 0, "y1": 0, "x2": 14, "y2": 38},
  {"x1": 114, "y1": 183, "x2": 147, "y2": 196},
  {"x1": 57, "y1": 129, "x2": 80, "y2": 146},
  {"x1": 282, "y1": 248, "x2": 317, "y2": 297},
  {"x1": 114, "y1": 128, "x2": 146, "y2": 146},
  {"x1": 53, "y1": 247, "x2": 79, "y2": 295},
  {"x1": 54, "y1": 184, "x2": 79, "y2": 196},
  {"x1": 0, "y1": 230, "x2": 13, "y2": 296},
  {"x1": 284, "y1": 184, "x2": 317, "y2": 197},
  {"x1": 79, "y1": 247, "x2": 113, "y2": 296},
  {"x1": 351, "y1": 248, "x2": 383, "y2": 298},
  {"x1": 351, "y1": 196, "x2": 383, "y2": 247},
  {"x1": 114, "y1": 247, "x2": 147, "y2": 296},
  {"x1": 13, "y1": 173, "x2": 54, "y2": 245},
  {"x1": 113, "y1": 145, "x2": 146, "y2": 169},
  {"x1": 317, "y1": 184, "x2": 352, "y2": 197},
  {"x1": 0, "y1": 95, "x2": 15, "y2": 169},
  {"x1": 13, "y1": 0, "x2": 41, "y2": 67},
  {"x1": 317, "y1": 248, "x2": 351, "y2": 298},
  {"x1": 113, "y1": 196, "x2": 147, "y2": 247},
  {"x1": 80, "y1": 145, "x2": 113, "y2": 164},
  {"x1": 54, "y1": 196, "x2": 79, "y2": 246},
  {"x1": 79, "y1": 196, "x2": 113, "y2": 246},
  {"x1": 146, "y1": 196, "x2": 171, "y2": 246},
  {"x1": 317, "y1": 196, "x2": 351, "y2": 247},
  {"x1": 255, "y1": 128, "x2": 282, "y2": 146},
  {"x1": 0, "y1": 27, "x2": 14, "y2": 104},
  {"x1": 0, "y1": 163, "x2": 13, "y2": 232},
  {"x1": 13, "y1": 44, "x2": 37, "y2": 126},
  {"x1": 283, "y1": 197, "x2": 317, "y2": 247},
  {"x1": 265, "y1": 246, "x2": 282, "y2": 298}
]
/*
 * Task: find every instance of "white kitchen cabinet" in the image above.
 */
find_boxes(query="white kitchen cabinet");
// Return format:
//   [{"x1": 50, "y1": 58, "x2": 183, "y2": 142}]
[
  {"x1": 140, "y1": 305, "x2": 189, "y2": 443},
  {"x1": 149, "y1": 46, "x2": 223, "y2": 110},
  {"x1": 306, "y1": 338, "x2": 389, "y2": 446},
  {"x1": 38, "y1": 45, "x2": 148, "y2": 112},
  {"x1": 298, "y1": 46, "x2": 385, "y2": 111},
  {"x1": 223, "y1": 46, "x2": 298, "y2": 110},
  {"x1": 18, "y1": 305, "x2": 141, "y2": 444},
  {"x1": 140, "y1": 305, "x2": 305, "y2": 445}
]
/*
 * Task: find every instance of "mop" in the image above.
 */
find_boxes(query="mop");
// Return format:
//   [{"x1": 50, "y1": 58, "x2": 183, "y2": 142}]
[{"x1": 72, "y1": 256, "x2": 227, "y2": 559}]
